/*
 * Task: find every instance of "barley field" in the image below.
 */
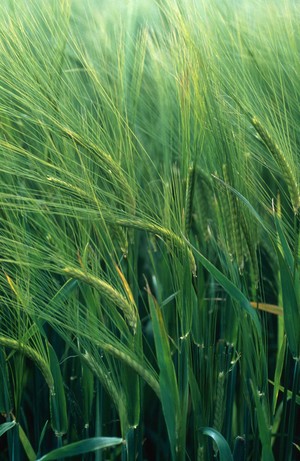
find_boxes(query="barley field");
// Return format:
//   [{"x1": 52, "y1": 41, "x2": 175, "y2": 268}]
[{"x1": 0, "y1": 1, "x2": 299, "y2": 460}]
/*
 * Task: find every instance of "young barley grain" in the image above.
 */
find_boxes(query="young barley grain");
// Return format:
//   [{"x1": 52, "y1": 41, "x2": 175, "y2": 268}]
[
  {"x1": 62, "y1": 266, "x2": 137, "y2": 332},
  {"x1": 81, "y1": 351, "x2": 129, "y2": 433},
  {"x1": 193, "y1": 167, "x2": 214, "y2": 242},
  {"x1": 251, "y1": 116, "x2": 300, "y2": 214},
  {"x1": 112, "y1": 217, "x2": 197, "y2": 275},
  {"x1": 185, "y1": 163, "x2": 195, "y2": 235},
  {"x1": 213, "y1": 371, "x2": 225, "y2": 433},
  {"x1": 61, "y1": 127, "x2": 136, "y2": 213},
  {"x1": 222, "y1": 164, "x2": 244, "y2": 271},
  {"x1": 239, "y1": 212, "x2": 259, "y2": 283},
  {"x1": 104, "y1": 344, "x2": 160, "y2": 398},
  {"x1": 0, "y1": 335, "x2": 54, "y2": 390}
]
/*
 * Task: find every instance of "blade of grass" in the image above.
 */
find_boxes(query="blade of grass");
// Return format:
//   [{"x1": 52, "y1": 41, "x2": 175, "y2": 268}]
[
  {"x1": 146, "y1": 283, "x2": 180, "y2": 461},
  {"x1": 36, "y1": 436, "x2": 123, "y2": 461},
  {"x1": 18, "y1": 423, "x2": 36, "y2": 461},
  {"x1": 48, "y1": 343, "x2": 68, "y2": 438},
  {"x1": 200, "y1": 427, "x2": 233, "y2": 461},
  {"x1": 276, "y1": 253, "x2": 300, "y2": 359},
  {"x1": 184, "y1": 238, "x2": 262, "y2": 337},
  {"x1": 0, "y1": 421, "x2": 16, "y2": 437},
  {"x1": 250, "y1": 381, "x2": 275, "y2": 461}
]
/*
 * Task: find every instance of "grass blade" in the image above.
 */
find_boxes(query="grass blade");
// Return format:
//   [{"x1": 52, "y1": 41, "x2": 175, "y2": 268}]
[
  {"x1": 48, "y1": 343, "x2": 68, "y2": 437},
  {"x1": 185, "y1": 240, "x2": 261, "y2": 336},
  {"x1": 147, "y1": 285, "x2": 180, "y2": 461},
  {"x1": 277, "y1": 253, "x2": 300, "y2": 359},
  {"x1": 0, "y1": 421, "x2": 16, "y2": 437},
  {"x1": 36, "y1": 437, "x2": 123, "y2": 461},
  {"x1": 19, "y1": 424, "x2": 36, "y2": 461},
  {"x1": 200, "y1": 427, "x2": 233, "y2": 461},
  {"x1": 250, "y1": 382, "x2": 275, "y2": 461}
]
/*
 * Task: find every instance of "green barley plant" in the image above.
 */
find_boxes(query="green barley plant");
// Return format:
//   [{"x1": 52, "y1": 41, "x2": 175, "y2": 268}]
[{"x1": 0, "y1": 0, "x2": 299, "y2": 460}]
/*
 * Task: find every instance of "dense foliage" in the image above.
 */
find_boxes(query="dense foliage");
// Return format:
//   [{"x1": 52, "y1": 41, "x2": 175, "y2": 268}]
[{"x1": 0, "y1": 1, "x2": 299, "y2": 460}]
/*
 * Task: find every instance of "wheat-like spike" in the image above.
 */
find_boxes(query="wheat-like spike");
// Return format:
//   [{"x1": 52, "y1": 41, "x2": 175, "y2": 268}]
[
  {"x1": 81, "y1": 351, "x2": 129, "y2": 433},
  {"x1": 213, "y1": 371, "x2": 225, "y2": 432},
  {"x1": 194, "y1": 169, "x2": 214, "y2": 242},
  {"x1": 62, "y1": 266, "x2": 137, "y2": 332},
  {"x1": 0, "y1": 335, "x2": 54, "y2": 390},
  {"x1": 112, "y1": 217, "x2": 197, "y2": 276},
  {"x1": 47, "y1": 176, "x2": 91, "y2": 200},
  {"x1": 111, "y1": 226, "x2": 129, "y2": 257},
  {"x1": 222, "y1": 164, "x2": 244, "y2": 270},
  {"x1": 185, "y1": 163, "x2": 195, "y2": 235},
  {"x1": 104, "y1": 344, "x2": 160, "y2": 398},
  {"x1": 195, "y1": 166, "x2": 213, "y2": 189},
  {"x1": 61, "y1": 127, "x2": 136, "y2": 213},
  {"x1": 252, "y1": 116, "x2": 300, "y2": 214},
  {"x1": 218, "y1": 167, "x2": 233, "y2": 257},
  {"x1": 47, "y1": 175, "x2": 196, "y2": 273},
  {"x1": 240, "y1": 212, "x2": 259, "y2": 283}
]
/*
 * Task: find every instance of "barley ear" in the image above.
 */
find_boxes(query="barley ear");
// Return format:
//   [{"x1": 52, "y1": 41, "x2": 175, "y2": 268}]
[
  {"x1": 251, "y1": 116, "x2": 300, "y2": 214},
  {"x1": 62, "y1": 266, "x2": 137, "y2": 332},
  {"x1": 185, "y1": 163, "x2": 195, "y2": 235}
]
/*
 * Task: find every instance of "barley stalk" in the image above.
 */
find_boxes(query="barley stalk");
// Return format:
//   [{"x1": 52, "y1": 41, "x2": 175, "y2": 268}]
[
  {"x1": 251, "y1": 116, "x2": 300, "y2": 214},
  {"x1": 104, "y1": 344, "x2": 160, "y2": 398},
  {"x1": 222, "y1": 164, "x2": 244, "y2": 271},
  {"x1": 47, "y1": 176, "x2": 91, "y2": 201},
  {"x1": 193, "y1": 167, "x2": 214, "y2": 241},
  {"x1": 0, "y1": 335, "x2": 54, "y2": 390},
  {"x1": 185, "y1": 163, "x2": 195, "y2": 234},
  {"x1": 112, "y1": 217, "x2": 197, "y2": 276},
  {"x1": 61, "y1": 126, "x2": 136, "y2": 213},
  {"x1": 240, "y1": 212, "x2": 259, "y2": 283},
  {"x1": 213, "y1": 371, "x2": 225, "y2": 432},
  {"x1": 81, "y1": 350, "x2": 129, "y2": 433},
  {"x1": 62, "y1": 266, "x2": 137, "y2": 332},
  {"x1": 48, "y1": 176, "x2": 196, "y2": 273}
]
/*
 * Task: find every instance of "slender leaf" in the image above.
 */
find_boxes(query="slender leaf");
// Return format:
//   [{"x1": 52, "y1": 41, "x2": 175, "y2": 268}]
[
  {"x1": 48, "y1": 343, "x2": 68, "y2": 436},
  {"x1": 200, "y1": 427, "x2": 233, "y2": 461},
  {"x1": 36, "y1": 437, "x2": 123, "y2": 461},
  {"x1": 277, "y1": 252, "x2": 300, "y2": 358},
  {"x1": 19, "y1": 424, "x2": 36, "y2": 461},
  {"x1": 272, "y1": 336, "x2": 286, "y2": 415},
  {"x1": 147, "y1": 287, "x2": 180, "y2": 461},
  {"x1": 0, "y1": 421, "x2": 16, "y2": 437},
  {"x1": 251, "y1": 382, "x2": 275, "y2": 461},
  {"x1": 185, "y1": 240, "x2": 261, "y2": 336}
]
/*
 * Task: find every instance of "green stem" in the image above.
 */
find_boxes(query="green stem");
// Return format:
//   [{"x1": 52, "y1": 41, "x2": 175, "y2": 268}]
[
  {"x1": 286, "y1": 359, "x2": 300, "y2": 461},
  {"x1": 292, "y1": 213, "x2": 300, "y2": 282}
]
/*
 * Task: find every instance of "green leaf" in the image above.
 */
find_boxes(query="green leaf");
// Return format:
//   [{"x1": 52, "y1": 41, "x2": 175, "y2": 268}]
[
  {"x1": 0, "y1": 349, "x2": 12, "y2": 415},
  {"x1": 37, "y1": 420, "x2": 49, "y2": 458},
  {"x1": 126, "y1": 427, "x2": 137, "y2": 461},
  {"x1": 232, "y1": 436, "x2": 245, "y2": 461},
  {"x1": 82, "y1": 363, "x2": 94, "y2": 427},
  {"x1": 272, "y1": 336, "x2": 286, "y2": 415},
  {"x1": 48, "y1": 343, "x2": 68, "y2": 436},
  {"x1": 212, "y1": 175, "x2": 270, "y2": 233},
  {"x1": 277, "y1": 252, "x2": 300, "y2": 358},
  {"x1": 273, "y1": 211, "x2": 294, "y2": 273},
  {"x1": 268, "y1": 380, "x2": 300, "y2": 405},
  {"x1": 0, "y1": 421, "x2": 16, "y2": 437},
  {"x1": 36, "y1": 437, "x2": 123, "y2": 461},
  {"x1": 250, "y1": 382, "x2": 275, "y2": 461},
  {"x1": 188, "y1": 366, "x2": 202, "y2": 428},
  {"x1": 200, "y1": 427, "x2": 233, "y2": 461},
  {"x1": 185, "y1": 240, "x2": 261, "y2": 337},
  {"x1": 147, "y1": 287, "x2": 180, "y2": 461},
  {"x1": 178, "y1": 337, "x2": 189, "y2": 457},
  {"x1": 19, "y1": 424, "x2": 36, "y2": 461}
]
